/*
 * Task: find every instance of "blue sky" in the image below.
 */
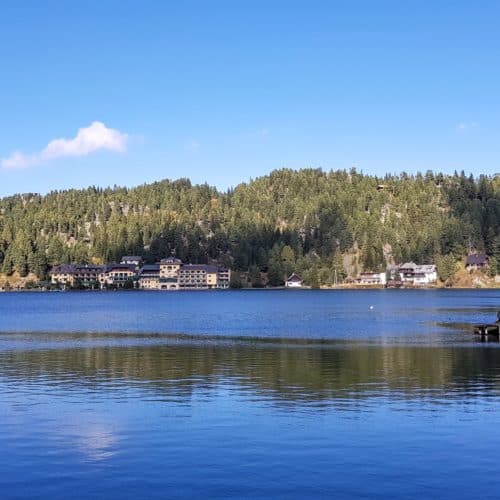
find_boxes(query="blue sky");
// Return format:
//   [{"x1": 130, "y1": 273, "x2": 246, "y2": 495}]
[{"x1": 0, "y1": 1, "x2": 499, "y2": 196}]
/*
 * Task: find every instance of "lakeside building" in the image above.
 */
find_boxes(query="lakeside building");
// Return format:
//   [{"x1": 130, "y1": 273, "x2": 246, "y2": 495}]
[
  {"x1": 160, "y1": 256, "x2": 183, "y2": 278},
  {"x1": 178, "y1": 264, "x2": 218, "y2": 289},
  {"x1": 466, "y1": 253, "x2": 489, "y2": 271},
  {"x1": 398, "y1": 263, "x2": 437, "y2": 285},
  {"x1": 285, "y1": 273, "x2": 303, "y2": 288},
  {"x1": 138, "y1": 264, "x2": 160, "y2": 290},
  {"x1": 51, "y1": 264, "x2": 105, "y2": 288},
  {"x1": 358, "y1": 272, "x2": 387, "y2": 286},
  {"x1": 51, "y1": 263, "x2": 136, "y2": 289},
  {"x1": 50, "y1": 264, "x2": 77, "y2": 287},
  {"x1": 217, "y1": 268, "x2": 231, "y2": 288},
  {"x1": 50, "y1": 257, "x2": 231, "y2": 290},
  {"x1": 99, "y1": 264, "x2": 137, "y2": 288},
  {"x1": 354, "y1": 263, "x2": 437, "y2": 287}
]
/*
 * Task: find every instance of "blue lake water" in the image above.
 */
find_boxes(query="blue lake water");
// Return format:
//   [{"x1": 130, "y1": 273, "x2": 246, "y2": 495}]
[{"x1": 1, "y1": 289, "x2": 500, "y2": 498}]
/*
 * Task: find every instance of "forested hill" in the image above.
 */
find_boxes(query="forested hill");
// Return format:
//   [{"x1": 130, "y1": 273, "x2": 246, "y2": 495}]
[{"x1": 0, "y1": 168, "x2": 499, "y2": 285}]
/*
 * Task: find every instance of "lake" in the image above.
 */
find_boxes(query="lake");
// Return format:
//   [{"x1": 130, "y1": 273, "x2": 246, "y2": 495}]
[{"x1": 1, "y1": 289, "x2": 500, "y2": 499}]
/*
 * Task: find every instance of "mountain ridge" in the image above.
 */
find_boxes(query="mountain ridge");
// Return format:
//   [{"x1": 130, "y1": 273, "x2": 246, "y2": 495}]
[{"x1": 0, "y1": 168, "x2": 499, "y2": 286}]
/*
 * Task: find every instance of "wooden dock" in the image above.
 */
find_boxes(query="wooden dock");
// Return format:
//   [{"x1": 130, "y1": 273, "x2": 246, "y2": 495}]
[{"x1": 474, "y1": 323, "x2": 500, "y2": 336}]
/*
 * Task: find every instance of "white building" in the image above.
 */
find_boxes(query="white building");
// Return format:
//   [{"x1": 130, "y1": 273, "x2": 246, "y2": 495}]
[
  {"x1": 99, "y1": 264, "x2": 136, "y2": 288},
  {"x1": 160, "y1": 256, "x2": 183, "y2": 279},
  {"x1": 285, "y1": 273, "x2": 303, "y2": 288},
  {"x1": 399, "y1": 263, "x2": 437, "y2": 285},
  {"x1": 358, "y1": 272, "x2": 386, "y2": 286}
]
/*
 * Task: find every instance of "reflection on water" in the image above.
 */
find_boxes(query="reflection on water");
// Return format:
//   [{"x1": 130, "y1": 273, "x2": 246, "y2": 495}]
[
  {"x1": 60, "y1": 421, "x2": 120, "y2": 462},
  {"x1": 2, "y1": 339, "x2": 500, "y2": 404}
]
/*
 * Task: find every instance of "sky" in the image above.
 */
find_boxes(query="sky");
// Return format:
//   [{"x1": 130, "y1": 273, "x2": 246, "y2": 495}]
[{"x1": 0, "y1": 0, "x2": 499, "y2": 196}]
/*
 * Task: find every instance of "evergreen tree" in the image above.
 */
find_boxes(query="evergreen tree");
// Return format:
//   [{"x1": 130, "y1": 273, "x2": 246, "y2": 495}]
[{"x1": 0, "y1": 168, "x2": 498, "y2": 285}]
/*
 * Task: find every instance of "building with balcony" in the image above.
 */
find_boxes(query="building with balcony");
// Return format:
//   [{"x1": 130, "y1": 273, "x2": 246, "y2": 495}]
[
  {"x1": 99, "y1": 264, "x2": 137, "y2": 288},
  {"x1": 138, "y1": 264, "x2": 160, "y2": 290},
  {"x1": 50, "y1": 264, "x2": 105, "y2": 288}
]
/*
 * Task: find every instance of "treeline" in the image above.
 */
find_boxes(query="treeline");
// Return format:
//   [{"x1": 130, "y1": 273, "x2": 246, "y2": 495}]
[{"x1": 0, "y1": 168, "x2": 499, "y2": 286}]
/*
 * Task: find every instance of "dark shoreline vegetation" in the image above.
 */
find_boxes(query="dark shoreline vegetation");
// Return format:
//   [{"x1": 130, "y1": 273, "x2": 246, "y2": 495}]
[{"x1": 0, "y1": 168, "x2": 499, "y2": 287}]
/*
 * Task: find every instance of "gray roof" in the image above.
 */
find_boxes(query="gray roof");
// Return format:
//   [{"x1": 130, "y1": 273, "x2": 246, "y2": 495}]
[
  {"x1": 399, "y1": 262, "x2": 417, "y2": 270},
  {"x1": 140, "y1": 264, "x2": 160, "y2": 272},
  {"x1": 105, "y1": 264, "x2": 137, "y2": 272},
  {"x1": 286, "y1": 273, "x2": 302, "y2": 282},
  {"x1": 51, "y1": 264, "x2": 106, "y2": 274},
  {"x1": 139, "y1": 264, "x2": 160, "y2": 276},
  {"x1": 466, "y1": 254, "x2": 488, "y2": 265},
  {"x1": 399, "y1": 263, "x2": 435, "y2": 273},
  {"x1": 51, "y1": 264, "x2": 76, "y2": 274},
  {"x1": 160, "y1": 257, "x2": 183, "y2": 265},
  {"x1": 415, "y1": 264, "x2": 436, "y2": 273}
]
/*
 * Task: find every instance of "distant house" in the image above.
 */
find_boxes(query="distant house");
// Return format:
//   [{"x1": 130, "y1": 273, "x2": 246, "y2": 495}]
[
  {"x1": 413, "y1": 264, "x2": 437, "y2": 285},
  {"x1": 398, "y1": 262, "x2": 419, "y2": 280},
  {"x1": 466, "y1": 254, "x2": 489, "y2": 271},
  {"x1": 398, "y1": 262, "x2": 436, "y2": 285},
  {"x1": 358, "y1": 272, "x2": 386, "y2": 286},
  {"x1": 285, "y1": 273, "x2": 303, "y2": 288}
]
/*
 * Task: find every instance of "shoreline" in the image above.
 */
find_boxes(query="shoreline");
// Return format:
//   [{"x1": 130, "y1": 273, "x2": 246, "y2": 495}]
[{"x1": 1, "y1": 286, "x2": 499, "y2": 293}]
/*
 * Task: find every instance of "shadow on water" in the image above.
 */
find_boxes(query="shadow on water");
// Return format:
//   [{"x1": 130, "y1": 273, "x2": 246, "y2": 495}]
[{"x1": 2, "y1": 335, "x2": 500, "y2": 405}]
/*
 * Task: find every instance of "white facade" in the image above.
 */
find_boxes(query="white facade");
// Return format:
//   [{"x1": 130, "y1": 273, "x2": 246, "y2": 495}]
[
  {"x1": 359, "y1": 272, "x2": 386, "y2": 285},
  {"x1": 159, "y1": 257, "x2": 182, "y2": 280},
  {"x1": 399, "y1": 263, "x2": 436, "y2": 285},
  {"x1": 285, "y1": 273, "x2": 303, "y2": 287},
  {"x1": 99, "y1": 266, "x2": 136, "y2": 288}
]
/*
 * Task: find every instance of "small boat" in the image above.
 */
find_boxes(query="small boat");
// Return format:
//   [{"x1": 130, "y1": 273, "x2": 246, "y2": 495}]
[{"x1": 474, "y1": 311, "x2": 500, "y2": 337}]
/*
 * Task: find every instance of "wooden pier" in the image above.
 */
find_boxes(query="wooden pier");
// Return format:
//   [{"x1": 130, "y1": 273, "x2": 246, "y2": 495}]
[
  {"x1": 474, "y1": 311, "x2": 500, "y2": 337},
  {"x1": 474, "y1": 323, "x2": 500, "y2": 337}
]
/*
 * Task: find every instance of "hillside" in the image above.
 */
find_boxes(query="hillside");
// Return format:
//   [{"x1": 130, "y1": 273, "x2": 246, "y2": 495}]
[{"x1": 0, "y1": 168, "x2": 499, "y2": 286}]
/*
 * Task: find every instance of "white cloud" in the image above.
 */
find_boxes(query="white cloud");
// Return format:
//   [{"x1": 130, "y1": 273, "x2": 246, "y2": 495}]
[
  {"x1": 1, "y1": 151, "x2": 35, "y2": 169},
  {"x1": 457, "y1": 121, "x2": 479, "y2": 132},
  {"x1": 1, "y1": 121, "x2": 128, "y2": 169}
]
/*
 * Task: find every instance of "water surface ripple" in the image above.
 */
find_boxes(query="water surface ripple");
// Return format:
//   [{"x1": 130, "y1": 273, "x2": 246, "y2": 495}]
[{"x1": 1, "y1": 290, "x2": 500, "y2": 499}]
